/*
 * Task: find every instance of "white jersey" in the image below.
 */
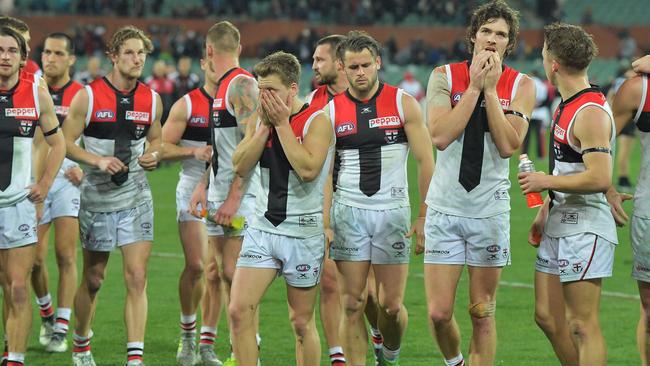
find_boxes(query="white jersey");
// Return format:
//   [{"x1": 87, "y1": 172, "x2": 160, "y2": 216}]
[
  {"x1": 252, "y1": 105, "x2": 333, "y2": 238},
  {"x1": 177, "y1": 88, "x2": 212, "y2": 189},
  {"x1": 545, "y1": 87, "x2": 618, "y2": 243},
  {"x1": 426, "y1": 61, "x2": 523, "y2": 218},
  {"x1": 329, "y1": 83, "x2": 410, "y2": 210},
  {"x1": 80, "y1": 78, "x2": 156, "y2": 212},
  {"x1": 634, "y1": 75, "x2": 650, "y2": 219},
  {"x1": 207, "y1": 68, "x2": 257, "y2": 202},
  {"x1": 0, "y1": 80, "x2": 40, "y2": 207}
]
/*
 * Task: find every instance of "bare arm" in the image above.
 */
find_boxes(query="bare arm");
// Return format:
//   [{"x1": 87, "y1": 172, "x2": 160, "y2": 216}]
[
  {"x1": 519, "y1": 106, "x2": 613, "y2": 194},
  {"x1": 63, "y1": 89, "x2": 126, "y2": 174},
  {"x1": 403, "y1": 92, "x2": 435, "y2": 213},
  {"x1": 428, "y1": 52, "x2": 492, "y2": 150},
  {"x1": 161, "y1": 97, "x2": 210, "y2": 162},
  {"x1": 231, "y1": 76, "x2": 259, "y2": 134},
  {"x1": 612, "y1": 76, "x2": 642, "y2": 135},
  {"x1": 484, "y1": 70, "x2": 535, "y2": 158}
]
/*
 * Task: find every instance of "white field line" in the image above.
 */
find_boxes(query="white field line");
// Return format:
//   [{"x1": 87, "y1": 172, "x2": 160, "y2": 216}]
[{"x1": 146, "y1": 250, "x2": 641, "y2": 301}]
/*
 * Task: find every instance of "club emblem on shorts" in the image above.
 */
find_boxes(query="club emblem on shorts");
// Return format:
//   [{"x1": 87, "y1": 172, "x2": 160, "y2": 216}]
[
  {"x1": 488, "y1": 253, "x2": 499, "y2": 261},
  {"x1": 486, "y1": 244, "x2": 500, "y2": 253},
  {"x1": 18, "y1": 120, "x2": 34, "y2": 136},
  {"x1": 296, "y1": 264, "x2": 311, "y2": 272},
  {"x1": 140, "y1": 222, "x2": 152, "y2": 235},
  {"x1": 392, "y1": 242, "x2": 405, "y2": 250},
  {"x1": 502, "y1": 248, "x2": 509, "y2": 258},
  {"x1": 572, "y1": 263, "x2": 583, "y2": 273},
  {"x1": 18, "y1": 224, "x2": 29, "y2": 232},
  {"x1": 384, "y1": 130, "x2": 398, "y2": 144},
  {"x1": 560, "y1": 212, "x2": 578, "y2": 225},
  {"x1": 559, "y1": 259, "x2": 569, "y2": 267},
  {"x1": 134, "y1": 124, "x2": 146, "y2": 139}
]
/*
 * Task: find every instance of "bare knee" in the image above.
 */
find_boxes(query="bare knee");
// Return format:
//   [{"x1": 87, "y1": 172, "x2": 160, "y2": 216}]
[
  {"x1": 567, "y1": 316, "x2": 596, "y2": 341},
  {"x1": 185, "y1": 259, "x2": 204, "y2": 281},
  {"x1": 84, "y1": 270, "x2": 105, "y2": 295},
  {"x1": 379, "y1": 298, "x2": 403, "y2": 317},
  {"x1": 320, "y1": 273, "x2": 338, "y2": 298},
  {"x1": 534, "y1": 307, "x2": 557, "y2": 334},
  {"x1": 228, "y1": 302, "x2": 255, "y2": 331},
  {"x1": 429, "y1": 306, "x2": 454, "y2": 326},
  {"x1": 468, "y1": 300, "x2": 496, "y2": 329},
  {"x1": 124, "y1": 268, "x2": 147, "y2": 294},
  {"x1": 290, "y1": 313, "x2": 313, "y2": 340},
  {"x1": 221, "y1": 263, "x2": 235, "y2": 286},
  {"x1": 9, "y1": 280, "x2": 29, "y2": 306},
  {"x1": 56, "y1": 251, "x2": 76, "y2": 271},
  {"x1": 343, "y1": 293, "x2": 366, "y2": 317}
]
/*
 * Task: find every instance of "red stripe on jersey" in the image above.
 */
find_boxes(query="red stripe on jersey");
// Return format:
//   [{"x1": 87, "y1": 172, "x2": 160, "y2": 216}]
[
  {"x1": 214, "y1": 67, "x2": 253, "y2": 111},
  {"x1": 552, "y1": 87, "x2": 607, "y2": 146},
  {"x1": 186, "y1": 88, "x2": 212, "y2": 128},
  {"x1": 448, "y1": 60, "x2": 519, "y2": 109},
  {"x1": 308, "y1": 85, "x2": 335, "y2": 110},
  {"x1": 87, "y1": 77, "x2": 154, "y2": 124}
]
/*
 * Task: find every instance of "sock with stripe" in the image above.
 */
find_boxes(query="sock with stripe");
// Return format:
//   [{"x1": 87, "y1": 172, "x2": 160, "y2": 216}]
[
  {"x1": 54, "y1": 308, "x2": 72, "y2": 335},
  {"x1": 445, "y1": 354, "x2": 465, "y2": 366},
  {"x1": 370, "y1": 327, "x2": 383, "y2": 350},
  {"x1": 382, "y1": 345, "x2": 400, "y2": 362},
  {"x1": 199, "y1": 326, "x2": 216, "y2": 350},
  {"x1": 72, "y1": 331, "x2": 93, "y2": 353},
  {"x1": 329, "y1": 346, "x2": 346, "y2": 365},
  {"x1": 7, "y1": 352, "x2": 24, "y2": 365},
  {"x1": 127, "y1": 341, "x2": 144, "y2": 363},
  {"x1": 36, "y1": 294, "x2": 55, "y2": 322},
  {"x1": 180, "y1": 313, "x2": 197, "y2": 336}
]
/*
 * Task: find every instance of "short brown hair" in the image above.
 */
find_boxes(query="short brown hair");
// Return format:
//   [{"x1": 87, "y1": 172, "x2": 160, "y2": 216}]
[
  {"x1": 466, "y1": 0, "x2": 520, "y2": 57},
  {"x1": 316, "y1": 34, "x2": 346, "y2": 58},
  {"x1": 336, "y1": 30, "x2": 381, "y2": 62},
  {"x1": 106, "y1": 26, "x2": 153, "y2": 56},
  {"x1": 544, "y1": 22, "x2": 598, "y2": 72},
  {"x1": 253, "y1": 51, "x2": 300, "y2": 87},
  {"x1": 0, "y1": 16, "x2": 29, "y2": 34},
  {"x1": 206, "y1": 21, "x2": 240, "y2": 54},
  {"x1": 0, "y1": 27, "x2": 27, "y2": 61}
]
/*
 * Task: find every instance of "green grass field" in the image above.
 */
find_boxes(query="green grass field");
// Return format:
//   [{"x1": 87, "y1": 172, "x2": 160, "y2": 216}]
[{"x1": 22, "y1": 140, "x2": 643, "y2": 366}]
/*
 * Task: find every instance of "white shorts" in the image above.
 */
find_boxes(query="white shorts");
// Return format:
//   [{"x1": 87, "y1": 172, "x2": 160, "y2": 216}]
[
  {"x1": 0, "y1": 198, "x2": 37, "y2": 249},
  {"x1": 237, "y1": 227, "x2": 325, "y2": 287},
  {"x1": 329, "y1": 202, "x2": 410, "y2": 264},
  {"x1": 79, "y1": 200, "x2": 154, "y2": 251},
  {"x1": 40, "y1": 177, "x2": 81, "y2": 225},
  {"x1": 205, "y1": 197, "x2": 255, "y2": 238},
  {"x1": 631, "y1": 216, "x2": 650, "y2": 282},
  {"x1": 535, "y1": 232, "x2": 615, "y2": 282},
  {"x1": 175, "y1": 182, "x2": 202, "y2": 223},
  {"x1": 423, "y1": 209, "x2": 510, "y2": 267}
]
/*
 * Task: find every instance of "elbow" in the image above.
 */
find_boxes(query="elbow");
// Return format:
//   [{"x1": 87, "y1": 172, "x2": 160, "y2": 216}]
[
  {"x1": 595, "y1": 176, "x2": 612, "y2": 193},
  {"x1": 497, "y1": 144, "x2": 517, "y2": 159},
  {"x1": 297, "y1": 168, "x2": 318, "y2": 182},
  {"x1": 431, "y1": 135, "x2": 450, "y2": 151}
]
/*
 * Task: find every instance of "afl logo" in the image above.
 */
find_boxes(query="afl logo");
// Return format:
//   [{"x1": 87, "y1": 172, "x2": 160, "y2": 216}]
[
  {"x1": 486, "y1": 244, "x2": 501, "y2": 253},
  {"x1": 296, "y1": 264, "x2": 311, "y2": 272},
  {"x1": 559, "y1": 259, "x2": 569, "y2": 267},
  {"x1": 189, "y1": 116, "x2": 206, "y2": 125},
  {"x1": 95, "y1": 110, "x2": 115, "y2": 120},
  {"x1": 452, "y1": 92, "x2": 463, "y2": 104},
  {"x1": 336, "y1": 122, "x2": 356, "y2": 137}
]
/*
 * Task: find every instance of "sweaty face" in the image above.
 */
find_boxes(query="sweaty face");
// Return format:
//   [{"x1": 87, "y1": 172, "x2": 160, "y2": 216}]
[
  {"x1": 0, "y1": 35, "x2": 23, "y2": 79},
  {"x1": 312, "y1": 44, "x2": 338, "y2": 86},
  {"x1": 342, "y1": 49, "x2": 380, "y2": 94},
  {"x1": 112, "y1": 38, "x2": 147, "y2": 80},
  {"x1": 472, "y1": 17, "x2": 510, "y2": 58},
  {"x1": 42, "y1": 38, "x2": 73, "y2": 79}
]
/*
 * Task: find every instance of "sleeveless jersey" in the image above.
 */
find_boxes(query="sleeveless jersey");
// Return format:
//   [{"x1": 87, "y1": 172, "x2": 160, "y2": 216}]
[
  {"x1": 252, "y1": 104, "x2": 334, "y2": 238},
  {"x1": 633, "y1": 75, "x2": 650, "y2": 219},
  {"x1": 81, "y1": 77, "x2": 157, "y2": 212},
  {"x1": 426, "y1": 61, "x2": 524, "y2": 218},
  {"x1": 329, "y1": 83, "x2": 409, "y2": 210},
  {"x1": 306, "y1": 85, "x2": 335, "y2": 110},
  {"x1": 546, "y1": 87, "x2": 617, "y2": 242},
  {"x1": 178, "y1": 87, "x2": 212, "y2": 188},
  {"x1": 208, "y1": 67, "x2": 256, "y2": 202},
  {"x1": 50, "y1": 80, "x2": 84, "y2": 177},
  {"x1": 0, "y1": 79, "x2": 41, "y2": 207}
]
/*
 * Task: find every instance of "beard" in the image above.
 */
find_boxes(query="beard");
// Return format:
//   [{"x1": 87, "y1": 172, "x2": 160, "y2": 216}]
[{"x1": 316, "y1": 71, "x2": 337, "y2": 86}]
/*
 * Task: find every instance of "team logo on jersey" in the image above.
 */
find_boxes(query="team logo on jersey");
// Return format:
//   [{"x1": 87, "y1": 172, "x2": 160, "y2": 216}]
[
  {"x1": 134, "y1": 124, "x2": 146, "y2": 138},
  {"x1": 384, "y1": 129, "x2": 399, "y2": 144},
  {"x1": 95, "y1": 110, "x2": 115, "y2": 120},
  {"x1": 494, "y1": 190, "x2": 509, "y2": 201},
  {"x1": 369, "y1": 116, "x2": 401, "y2": 129},
  {"x1": 0, "y1": 96, "x2": 8, "y2": 103},
  {"x1": 361, "y1": 107, "x2": 372, "y2": 114},
  {"x1": 560, "y1": 212, "x2": 578, "y2": 224},
  {"x1": 452, "y1": 92, "x2": 463, "y2": 104},
  {"x1": 299, "y1": 215, "x2": 317, "y2": 227},
  {"x1": 54, "y1": 105, "x2": 69, "y2": 117},
  {"x1": 336, "y1": 122, "x2": 356, "y2": 137},
  {"x1": 553, "y1": 141, "x2": 563, "y2": 159},
  {"x1": 554, "y1": 124, "x2": 566, "y2": 140},
  {"x1": 19, "y1": 120, "x2": 34, "y2": 136},
  {"x1": 125, "y1": 111, "x2": 150, "y2": 122},
  {"x1": 6, "y1": 108, "x2": 36, "y2": 118},
  {"x1": 213, "y1": 98, "x2": 223, "y2": 108},
  {"x1": 189, "y1": 116, "x2": 206, "y2": 125}
]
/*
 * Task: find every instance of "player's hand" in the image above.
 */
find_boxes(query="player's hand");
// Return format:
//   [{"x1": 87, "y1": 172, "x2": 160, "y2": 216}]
[
  {"x1": 468, "y1": 50, "x2": 492, "y2": 91},
  {"x1": 138, "y1": 151, "x2": 159, "y2": 171},
  {"x1": 408, "y1": 217, "x2": 426, "y2": 255},
  {"x1": 528, "y1": 218, "x2": 544, "y2": 247},
  {"x1": 97, "y1": 157, "x2": 127, "y2": 175},
  {"x1": 632, "y1": 55, "x2": 650, "y2": 74},
  {"x1": 606, "y1": 187, "x2": 633, "y2": 227},
  {"x1": 64, "y1": 166, "x2": 84, "y2": 186},
  {"x1": 483, "y1": 52, "x2": 502, "y2": 91},
  {"x1": 518, "y1": 171, "x2": 547, "y2": 194},
  {"x1": 26, "y1": 181, "x2": 49, "y2": 203},
  {"x1": 193, "y1": 145, "x2": 212, "y2": 162},
  {"x1": 260, "y1": 89, "x2": 291, "y2": 127},
  {"x1": 214, "y1": 196, "x2": 241, "y2": 226},
  {"x1": 188, "y1": 183, "x2": 207, "y2": 218}
]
